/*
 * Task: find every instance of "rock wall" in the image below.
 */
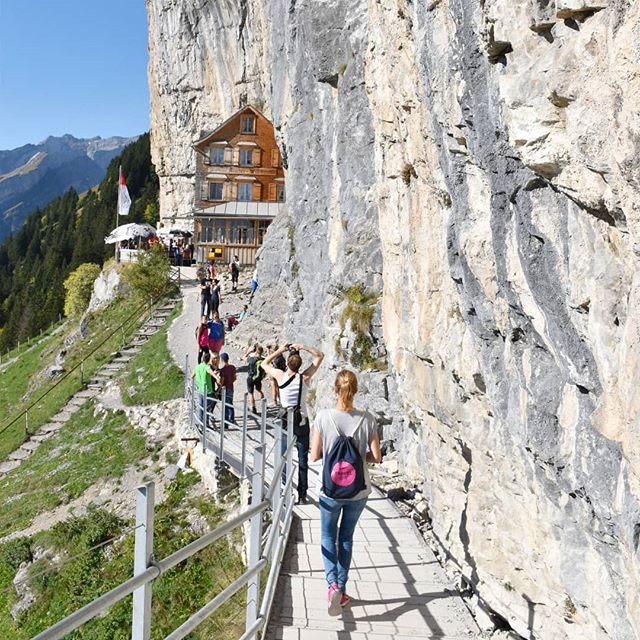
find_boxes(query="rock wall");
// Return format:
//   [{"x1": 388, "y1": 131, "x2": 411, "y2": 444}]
[{"x1": 146, "y1": 1, "x2": 640, "y2": 638}]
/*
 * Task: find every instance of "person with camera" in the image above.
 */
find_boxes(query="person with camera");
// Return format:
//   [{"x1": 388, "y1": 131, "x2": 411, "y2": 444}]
[{"x1": 262, "y1": 342, "x2": 324, "y2": 504}]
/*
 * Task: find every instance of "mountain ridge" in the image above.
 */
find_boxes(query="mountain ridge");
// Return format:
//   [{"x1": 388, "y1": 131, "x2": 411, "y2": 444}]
[{"x1": 0, "y1": 134, "x2": 138, "y2": 240}]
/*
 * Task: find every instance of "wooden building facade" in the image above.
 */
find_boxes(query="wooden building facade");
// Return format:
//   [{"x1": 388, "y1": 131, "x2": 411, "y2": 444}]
[{"x1": 192, "y1": 106, "x2": 286, "y2": 265}]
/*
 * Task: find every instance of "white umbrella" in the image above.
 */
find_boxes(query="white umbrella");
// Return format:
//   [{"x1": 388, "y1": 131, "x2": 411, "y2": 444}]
[
  {"x1": 105, "y1": 223, "x2": 157, "y2": 244},
  {"x1": 157, "y1": 228, "x2": 192, "y2": 238}
]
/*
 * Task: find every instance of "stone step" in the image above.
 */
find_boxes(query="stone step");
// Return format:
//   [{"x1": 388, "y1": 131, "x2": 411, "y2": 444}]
[
  {"x1": 30, "y1": 433, "x2": 51, "y2": 442},
  {"x1": 67, "y1": 397, "x2": 87, "y2": 407},
  {"x1": 100, "y1": 364, "x2": 123, "y2": 372},
  {"x1": 75, "y1": 389, "x2": 98, "y2": 398},
  {"x1": 39, "y1": 423, "x2": 63, "y2": 434},
  {"x1": 8, "y1": 448, "x2": 31, "y2": 461},
  {"x1": 112, "y1": 357, "x2": 132, "y2": 364},
  {"x1": 0, "y1": 460, "x2": 21, "y2": 474},
  {"x1": 50, "y1": 411, "x2": 72, "y2": 423},
  {"x1": 21, "y1": 440, "x2": 40, "y2": 452}
]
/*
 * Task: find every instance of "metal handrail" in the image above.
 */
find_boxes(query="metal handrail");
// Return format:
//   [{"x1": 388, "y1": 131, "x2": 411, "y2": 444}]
[
  {"x1": 0, "y1": 278, "x2": 179, "y2": 438},
  {"x1": 34, "y1": 389, "x2": 298, "y2": 640}
]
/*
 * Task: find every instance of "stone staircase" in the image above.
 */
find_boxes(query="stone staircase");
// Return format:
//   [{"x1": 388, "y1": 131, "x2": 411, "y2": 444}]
[{"x1": 0, "y1": 298, "x2": 179, "y2": 480}]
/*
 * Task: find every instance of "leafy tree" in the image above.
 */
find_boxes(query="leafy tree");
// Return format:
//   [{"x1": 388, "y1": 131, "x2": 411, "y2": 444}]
[
  {"x1": 121, "y1": 244, "x2": 173, "y2": 303},
  {"x1": 63, "y1": 263, "x2": 101, "y2": 318}
]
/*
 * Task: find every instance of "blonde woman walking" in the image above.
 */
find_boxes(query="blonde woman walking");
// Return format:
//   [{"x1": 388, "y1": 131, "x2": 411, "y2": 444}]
[{"x1": 310, "y1": 370, "x2": 381, "y2": 615}]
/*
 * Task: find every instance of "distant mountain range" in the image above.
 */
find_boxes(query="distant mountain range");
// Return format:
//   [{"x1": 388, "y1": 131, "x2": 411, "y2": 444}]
[{"x1": 0, "y1": 134, "x2": 138, "y2": 241}]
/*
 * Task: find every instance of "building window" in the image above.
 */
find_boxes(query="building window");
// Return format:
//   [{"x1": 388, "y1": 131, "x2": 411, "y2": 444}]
[
  {"x1": 229, "y1": 219, "x2": 255, "y2": 245},
  {"x1": 208, "y1": 182, "x2": 223, "y2": 201},
  {"x1": 199, "y1": 219, "x2": 227, "y2": 244},
  {"x1": 239, "y1": 149, "x2": 253, "y2": 166},
  {"x1": 257, "y1": 220, "x2": 270, "y2": 245},
  {"x1": 238, "y1": 182, "x2": 253, "y2": 201},
  {"x1": 210, "y1": 146, "x2": 225, "y2": 165},
  {"x1": 276, "y1": 185, "x2": 286, "y2": 202},
  {"x1": 241, "y1": 114, "x2": 256, "y2": 134}
]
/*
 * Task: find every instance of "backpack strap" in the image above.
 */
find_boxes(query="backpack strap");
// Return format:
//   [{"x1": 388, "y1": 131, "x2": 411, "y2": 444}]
[
  {"x1": 278, "y1": 373, "x2": 296, "y2": 390},
  {"x1": 296, "y1": 374, "x2": 303, "y2": 410}
]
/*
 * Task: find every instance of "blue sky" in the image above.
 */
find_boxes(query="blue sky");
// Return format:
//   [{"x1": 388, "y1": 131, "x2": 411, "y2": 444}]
[{"x1": 0, "y1": 0, "x2": 150, "y2": 149}]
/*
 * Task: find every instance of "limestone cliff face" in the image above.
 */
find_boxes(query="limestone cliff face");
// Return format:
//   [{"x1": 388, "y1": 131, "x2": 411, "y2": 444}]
[{"x1": 147, "y1": 1, "x2": 640, "y2": 637}]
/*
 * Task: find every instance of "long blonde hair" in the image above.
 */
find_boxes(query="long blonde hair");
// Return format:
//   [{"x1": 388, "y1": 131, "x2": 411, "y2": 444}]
[{"x1": 334, "y1": 369, "x2": 357, "y2": 409}]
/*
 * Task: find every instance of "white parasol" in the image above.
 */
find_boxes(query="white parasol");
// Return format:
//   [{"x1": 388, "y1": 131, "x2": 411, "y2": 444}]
[
  {"x1": 157, "y1": 228, "x2": 192, "y2": 238},
  {"x1": 105, "y1": 223, "x2": 157, "y2": 244}
]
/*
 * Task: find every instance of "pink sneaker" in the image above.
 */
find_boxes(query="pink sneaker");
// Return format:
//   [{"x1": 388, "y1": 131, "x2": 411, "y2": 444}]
[
  {"x1": 340, "y1": 593, "x2": 350, "y2": 607},
  {"x1": 327, "y1": 583, "x2": 341, "y2": 616}
]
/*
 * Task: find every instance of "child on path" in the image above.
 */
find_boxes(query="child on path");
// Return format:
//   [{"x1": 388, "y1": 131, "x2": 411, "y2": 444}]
[
  {"x1": 191, "y1": 352, "x2": 218, "y2": 430},
  {"x1": 243, "y1": 344, "x2": 265, "y2": 415},
  {"x1": 310, "y1": 370, "x2": 382, "y2": 616},
  {"x1": 229, "y1": 255, "x2": 240, "y2": 292},
  {"x1": 210, "y1": 279, "x2": 222, "y2": 317},
  {"x1": 196, "y1": 319, "x2": 209, "y2": 364},
  {"x1": 207, "y1": 311, "x2": 225, "y2": 355},
  {"x1": 199, "y1": 278, "x2": 211, "y2": 318}
]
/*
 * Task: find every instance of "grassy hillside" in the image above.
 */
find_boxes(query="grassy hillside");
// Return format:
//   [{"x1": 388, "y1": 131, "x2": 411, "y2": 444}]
[
  {"x1": 0, "y1": 293, "x2": 152, "y2": 461},
  {"x1": 0, "y1": 294, "x2": 245, "y2": 639}
]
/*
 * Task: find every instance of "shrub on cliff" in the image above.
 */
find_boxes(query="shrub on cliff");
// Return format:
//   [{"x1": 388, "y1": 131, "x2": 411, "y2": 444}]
[
  {"x1": 121, "y1": 245, "x2": 174, "y2": 303},
  {"x1": 63, "y1": 263, "x2": 101, "y2": 318}
]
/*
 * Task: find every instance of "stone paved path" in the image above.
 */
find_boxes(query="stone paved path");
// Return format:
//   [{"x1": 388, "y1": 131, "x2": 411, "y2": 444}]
[{"x1": 168, "y1": 268, "x2": 481, "y2": 639}]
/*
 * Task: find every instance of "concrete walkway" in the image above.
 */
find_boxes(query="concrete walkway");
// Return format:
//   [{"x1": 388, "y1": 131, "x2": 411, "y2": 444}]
[{"x1": 168, "y1": 269, "x2": 481, "y2": 640}]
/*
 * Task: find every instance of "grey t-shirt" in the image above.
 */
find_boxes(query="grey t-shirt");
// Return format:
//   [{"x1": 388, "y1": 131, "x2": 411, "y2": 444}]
[{"x1": 314, "y1": 408, "x2": 378, "y2": 501}]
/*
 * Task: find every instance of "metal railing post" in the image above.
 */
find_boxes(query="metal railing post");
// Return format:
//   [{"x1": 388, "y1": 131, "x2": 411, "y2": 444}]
[
  {"x1": 241, "y1": 393, "x2": 248, "y2": 478},
  {"x1": 80, "y1": 361, "x2": 84, "y2": 386},
  {"x1": 132, "y1": 482, "x2": 155, "y2": 640},
  {"x1": 190, "y1": 379, "x2": 195, "y2": 430},
  {"x1": 273, "y1": 418, "x2": 283, "y2": 523},
  {"x1": 219, "y1": 387, "x2": 226, "y2": 464},
  {"x1": 246, "y1": 445, "x2": 265, "y2": 635},
  {"x1": 25, "y1": 410, "x2": 29, "y2": 436},
  {"x1": 202, "y1": 386, "x2": 208, "y2": 453},
  {"x1": 286, "y1": 408, "x2": 294, "y2": 492},
  {"x1": 260, "y1": 398, "x2": 267, "y2": 446},
  {"x1": 183, "y1": 354, "x2": 189, "y2": 395}
]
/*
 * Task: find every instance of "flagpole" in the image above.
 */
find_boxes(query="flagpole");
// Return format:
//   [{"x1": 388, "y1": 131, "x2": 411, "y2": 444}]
[{"x1": 115, "y1": 165, "x2": 120, "y2": 263}]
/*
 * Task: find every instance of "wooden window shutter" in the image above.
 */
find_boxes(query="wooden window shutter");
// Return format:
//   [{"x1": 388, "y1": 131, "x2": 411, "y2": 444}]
[
  {"x1": 201, "y1": 182, "x2": 209, "y2": 201},
  {"x1": 268, "y1": 183, "x2": 277, "y2": 202},
  {"x1": 252, "y1": 183, "x2": 262, "y2": 201},
  {"x1": 252, "y1": 148, "x2": 261, "y2": 166},
  {"x1": 224, "y1": 147, "x2": 233, "y2": 164},
  {"x1": 271, "y1": 149, "x2": 280, "y2": 167},
  {"x1": 229, "y1": 182, "x2": 238, "y2": 200},
  {"x1": 232, "y1": 148, "x2": 240, "y2": 166}
]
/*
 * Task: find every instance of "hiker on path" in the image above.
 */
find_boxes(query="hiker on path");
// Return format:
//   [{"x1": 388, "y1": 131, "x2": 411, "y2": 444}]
[
  {"x1": 229, "y1": 255, "x2": 240, "y2": 292},
  {"x1": 214, "y1": 352, "x2": 237, "y2": 425},
  {"x1": 199, "y1": 278, "x2": 211, "y2": 318},
  {"x1": 243, "y1": 344, "x2": 266, "y2": 415},
  {"x1": 191, "y1": 352, "x2": 219, "y2": 430},
  {"x1": 310, "y1": 369, "x2": 382, "y2": 616},
  {"x1": 262, "y1": 342, "x2": 324, "y2": 504},
  {"x1": 210, "y1": 279, "x2": 222, "y2": 317},
  {"x1": 207, "y1": 311, "x2": 225, "y2": 355},
  {"x1": 267, "y1": 343, "x2": 286, "y2": 407},
  {"x1": 196, "y1": 319, "x2": 209, "y2": 364}
]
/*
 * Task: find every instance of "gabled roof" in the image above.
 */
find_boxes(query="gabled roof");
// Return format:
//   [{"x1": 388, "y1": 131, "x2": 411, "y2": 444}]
[{"x1": 193, "y1": 105, "x2": 268, "y2": 148}]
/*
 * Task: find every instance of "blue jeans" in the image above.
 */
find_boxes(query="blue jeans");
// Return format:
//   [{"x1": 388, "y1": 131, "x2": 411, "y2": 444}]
[
  {"x1": 319, "y1": 496, "x2": 367, "y2": 591},
  {"x1": 223, "y1": 392, "x2": 235, "y2": 425},
  {"x1": 200, "y1": 294, "x2": 210, "y2": 318},
  {"x1": 197, "y1": 392, "x2": 215, "y2": 430}
]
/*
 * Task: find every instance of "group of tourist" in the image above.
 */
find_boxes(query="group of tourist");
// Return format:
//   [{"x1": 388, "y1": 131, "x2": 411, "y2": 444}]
[{"x1": 189, "y1": 256, "x2": 382, "y2": 617}]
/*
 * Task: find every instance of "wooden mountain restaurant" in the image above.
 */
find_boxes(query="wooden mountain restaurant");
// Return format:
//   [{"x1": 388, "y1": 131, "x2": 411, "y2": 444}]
[{"x1": 192, "y1": 106, "x2": 286, "y2": 264}]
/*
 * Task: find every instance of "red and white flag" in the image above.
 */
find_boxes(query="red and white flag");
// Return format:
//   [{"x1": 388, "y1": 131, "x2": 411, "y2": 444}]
[{"x1": 117, "y1": 167, "x2": 131, "y2": 216}]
